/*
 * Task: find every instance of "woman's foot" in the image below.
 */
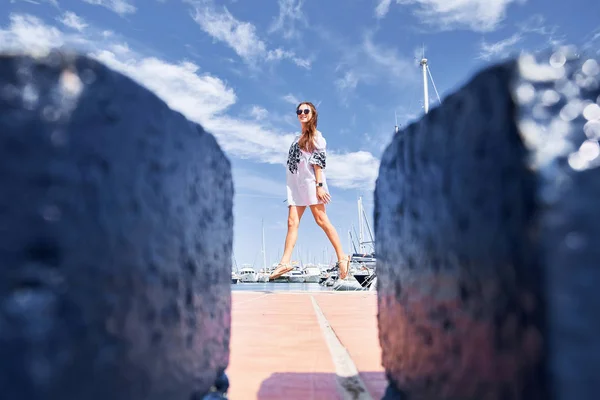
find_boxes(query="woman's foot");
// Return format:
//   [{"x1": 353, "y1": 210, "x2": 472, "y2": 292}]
[
  {"x1": 269, "y1": 263, "x2": 294, "y2": 281},
  {"x1": 336, "y1": 256, "x2": 351, "y2": 280}
]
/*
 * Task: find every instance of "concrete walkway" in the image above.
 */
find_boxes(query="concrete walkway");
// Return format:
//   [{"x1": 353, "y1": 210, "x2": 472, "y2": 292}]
[{"x1": 227, "y1": 291, "x2": 386, "y2": 399}]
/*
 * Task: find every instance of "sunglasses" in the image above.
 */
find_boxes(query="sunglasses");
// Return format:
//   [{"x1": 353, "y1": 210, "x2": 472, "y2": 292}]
[{"x1": 296, "y1": 108, "x2": 311, "y2": 115}]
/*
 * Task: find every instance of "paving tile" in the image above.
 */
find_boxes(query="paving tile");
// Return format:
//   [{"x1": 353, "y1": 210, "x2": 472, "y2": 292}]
[{"x1": 227, "y1": 291, "x2": 386, "y2": 399}]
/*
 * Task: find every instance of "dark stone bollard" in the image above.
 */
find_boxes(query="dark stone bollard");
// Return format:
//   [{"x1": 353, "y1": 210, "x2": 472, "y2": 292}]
[
  {"x1": 375, "y1": 47, "x2": 600, "y2": 399},
  {"x1": 0, "y1": 51, "x2": 233, "y2": 400}
]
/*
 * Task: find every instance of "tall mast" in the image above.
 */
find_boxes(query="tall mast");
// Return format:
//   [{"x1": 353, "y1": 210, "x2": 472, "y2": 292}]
[
  {"x1": 348, "y1": 230, "x2": 352, "y2": 258},
  {"x1": 261, "y1": 219, "x2": 266, "y2": 271},
  {"x1": 420, "y1": 56, "x2": 429, "y2": 114},
  {"x1": 419, "y1": 46, "x2": 441, "y2": 115},
  {"x1": 358, "y1": 196, "x2": 365, "y2": 253}
]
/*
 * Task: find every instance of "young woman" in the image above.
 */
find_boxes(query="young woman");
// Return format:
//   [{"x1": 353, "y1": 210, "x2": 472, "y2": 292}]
[{"x1": 269, "y1": 101, "x2": 351, "y2": 281}]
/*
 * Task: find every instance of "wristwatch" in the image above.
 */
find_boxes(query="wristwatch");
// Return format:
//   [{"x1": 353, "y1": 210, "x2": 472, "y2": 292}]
[{"x1": 316, "y1": 182, "x2": 323, "y2": 187}]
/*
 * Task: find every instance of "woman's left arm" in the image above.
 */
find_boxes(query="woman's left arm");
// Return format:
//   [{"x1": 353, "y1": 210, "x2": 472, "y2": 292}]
[
  {"x1": 310, "y1": 135, "x2": 330, "y2": 203},
  {"x1": 314, "y1": 165, "x2": 324, "y2": 184},
  {"x1": 314, "y1": 165, "x2": 331, "y2": 204},
  {"x1": 308, "y1": 136, "x2": 327, "y2": 169}
]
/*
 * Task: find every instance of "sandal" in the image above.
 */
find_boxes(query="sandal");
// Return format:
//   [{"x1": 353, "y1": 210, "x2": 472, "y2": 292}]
[
  {"x1": 335, "y1": 256, "x2": 351, "y2": 280},
  {"x1": 269, "y1": 263, "x2": 294, "y2": 281}
]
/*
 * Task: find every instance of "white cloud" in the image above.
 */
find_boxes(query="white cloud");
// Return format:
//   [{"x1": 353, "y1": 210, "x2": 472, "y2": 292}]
[
  {"x1": 376, "y1": 0, "x2": 521, "y2": 32},
  {"x1": 265, "y1": 48, "x2": 311, "y2": 69},
  {"x1": 0, "y1": 13, "x2": 377, "y2": 190},
  {"x1": 9, "y1": 0, "x2": 58, "y2": 5},
  {"x1": 92, "y1": 51, "x2": 237, "y2": 119},
  {"x1": 58, "y1": 11, "x2": 88, "y2": 32},
  {"x1": 584, "y1": 28, "x2": 600, "y2": 55},
  {"x1": 518, "y1": 15, "x2": 565, "y2": 48},
  {"x1": 249, "y1": 105, "x2": 268, "y2": 120},
  {"x1": 82, "y1": 0, "x2": 136, "y2": 16},
  {"x1": 517, "y1": 15, "x2": 555, "y2": 36},
  {"x1": 269, "y1": 0, "x2": 307, "y2": 40},
  {"x1": 375, "y1": 0, "x2": 392, "y2": 19},
  {"x1": 362, "y1": 34, "x2": 415, "y2": 79},
  {"x1": 335, "y1": 70, "x2": 359, "y2": 92},
  {"x1": 189, "y1": 1, "x2": 310, "y2": 69},
  {"x1": 334, "y1": 32, "x2": 418, "y2": 100},
  {"x1": 478, "y1": 33, "x2": 522, "y2": 60},
  {"x1": 282, "y1": 93, "x2": 300, "y2": 105},
  {"x1": 327, "y1": 151, "x2": 380, "y2": 190},
  {"x1": 584, "y1": 28, "x2": 600, "y2": 50},
  {"x1": 477, "y1": 15, "x2": 566, "y2": 62},
  {"x1": 192, "y1": 5, "x2": 265, "y2": 62},
  {"x1": 0, "y1": 14, "x2": 65, "y2": 56}
]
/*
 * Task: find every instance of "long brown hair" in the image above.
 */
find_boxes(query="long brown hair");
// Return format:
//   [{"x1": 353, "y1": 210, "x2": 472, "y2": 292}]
[{"x1": 297, "y1": 102, "x2": 318, "y2": 153}]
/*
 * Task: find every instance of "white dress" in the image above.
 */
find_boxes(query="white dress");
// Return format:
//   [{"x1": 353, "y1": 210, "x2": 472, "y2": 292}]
[{"x1": 286, "y1": 131, "x2": 329, "y2": 206}]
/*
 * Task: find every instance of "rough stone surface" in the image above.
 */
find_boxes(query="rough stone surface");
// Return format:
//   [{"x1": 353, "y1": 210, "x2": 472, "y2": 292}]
[
  {"x1": 375, "y1": 48, "x2": 600, "y2": 399},
  {"x1": 537, "y1": 52, "x2": 600, "y2": 400},
  {"x1": 0, "y1": 51, "x2": 233, "y2": 400}
]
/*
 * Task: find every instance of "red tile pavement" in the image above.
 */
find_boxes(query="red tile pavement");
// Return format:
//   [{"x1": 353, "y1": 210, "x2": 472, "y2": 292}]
[
  {"x1": 227, "y1": 292, "x2": 338, "y2": 399},
  {"x1": 312, "y1": 292, "x2": 387, "y2": 399},
  {"x1": 226, "y1": 291, "x2": 386, "y2": 400}
]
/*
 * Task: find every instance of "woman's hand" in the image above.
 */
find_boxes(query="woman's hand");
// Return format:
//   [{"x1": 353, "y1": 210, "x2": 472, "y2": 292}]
[{"x1": 316, "y1": 186, "x2": 331, "y2": 204}]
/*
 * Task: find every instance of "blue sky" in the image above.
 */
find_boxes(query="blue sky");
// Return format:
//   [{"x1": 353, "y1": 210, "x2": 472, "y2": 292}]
[{"x1": 2, "y1": 0, "x2": 598, "y2": 269}]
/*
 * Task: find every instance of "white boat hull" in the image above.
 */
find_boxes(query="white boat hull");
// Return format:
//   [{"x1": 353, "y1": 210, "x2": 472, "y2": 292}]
[
  {"x1": 333, "y1": 278, "x2": 366, "y2": 291},
  {"x1": 256, "y1": 273, "x2": 270, "y2": 282},
  {"x1": 303, "y1": 275, "x2": 320, "y2": 283},
  {"x1": 240, "y1": 275, "x2": 258, "y2": 283}
]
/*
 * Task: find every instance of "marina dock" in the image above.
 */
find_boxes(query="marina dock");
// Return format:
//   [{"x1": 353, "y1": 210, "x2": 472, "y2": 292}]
[{"x1": 227, "y1": 291, "x2": 386, "y2": 399}]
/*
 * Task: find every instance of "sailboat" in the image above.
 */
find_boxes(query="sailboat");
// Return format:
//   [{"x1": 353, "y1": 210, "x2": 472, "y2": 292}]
[
  {"x1": 349, "y1": 51, "x2": 442, "y2": 290},
  {"x1": 231, "y1": 254, "x2": 241, "y2": 284},
  {"x1": 327, "y1": 196, "x2": 375, "y2": 291},
  {"x1": 350, "y1": 196, "x2": 377, "y2": 289},
  {"x1": 256, "y1": 219, "x2": 271, "y2": 282}
]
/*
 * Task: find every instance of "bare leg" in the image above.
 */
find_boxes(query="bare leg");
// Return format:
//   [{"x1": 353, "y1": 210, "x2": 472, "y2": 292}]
[
  {"x1": 270, "y1": 205, "x2": 306, "y2": 279},
  {"x1": 280, "y1": 205, "x2": 306, "y2": 264},
  {"x1": 309, "y1": 204, "x2": 350, "y2": 279}
]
